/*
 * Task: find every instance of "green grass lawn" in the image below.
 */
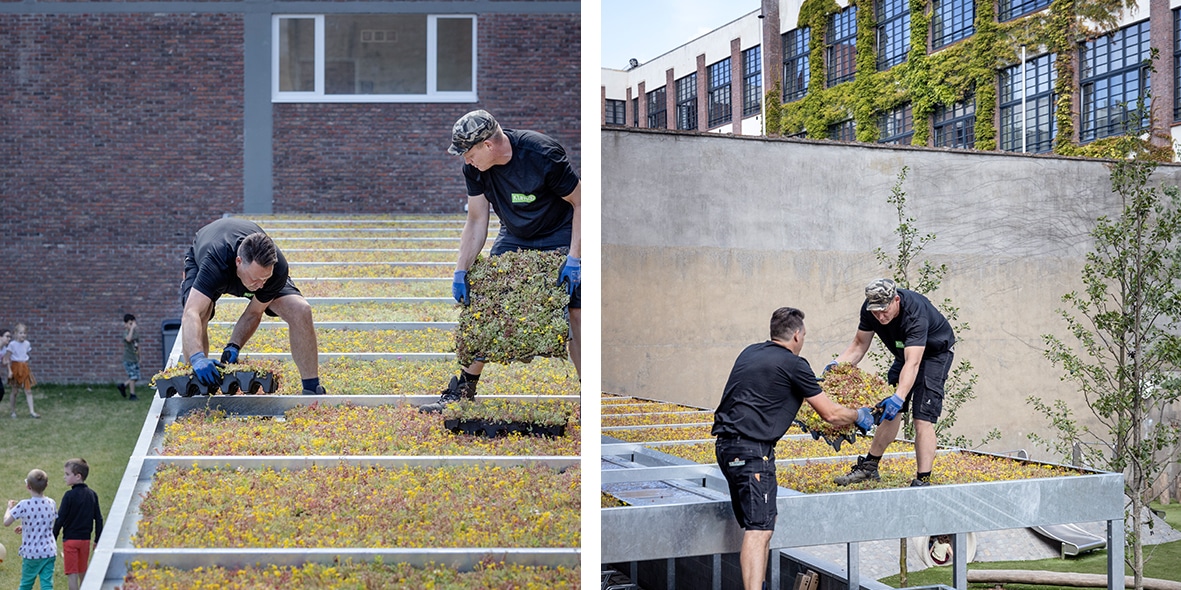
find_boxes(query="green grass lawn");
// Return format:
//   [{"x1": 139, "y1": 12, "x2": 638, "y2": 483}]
[
  {"x1": 879, "y1": 501, "x2": 1181, "y2": 588},
  {"x1": 0, "y1": 384, "x2": 151, "y2": 589}
]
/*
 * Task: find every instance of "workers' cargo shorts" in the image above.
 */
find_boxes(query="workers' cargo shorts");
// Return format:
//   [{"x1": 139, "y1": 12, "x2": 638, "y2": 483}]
[
  {"x1": 490, "y1": 224, "x2": 580, "y2": 309},
  {"x1": 715, "y1": 435, "x2": 777, "y2": 531},
  {"x1": 887, "y1": 348, "x2": 954, "y2": 424}
]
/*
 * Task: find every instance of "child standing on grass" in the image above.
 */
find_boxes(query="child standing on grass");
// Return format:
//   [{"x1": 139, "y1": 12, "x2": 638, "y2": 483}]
[
  {"x1": 55, "y1": 459, "x2": 102, "y2": 590},
  {"x1": 118, "y1": 314, "x2": 140, "y2": 401},
  {"x1": 0, "y1": 328, "x2": 11, "y2": 406},
  {"x1": 4, "y1": 469, "x2": 57, "y2": 590},
  {"x1": 6, "y1": 323, "x2": 39, "y2": 418}
]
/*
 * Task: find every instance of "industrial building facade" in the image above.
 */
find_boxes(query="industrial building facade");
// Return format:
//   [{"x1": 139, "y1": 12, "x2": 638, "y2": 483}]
[{"x1": 602, "y1": 0, "x2": 1181, "y2": 155}]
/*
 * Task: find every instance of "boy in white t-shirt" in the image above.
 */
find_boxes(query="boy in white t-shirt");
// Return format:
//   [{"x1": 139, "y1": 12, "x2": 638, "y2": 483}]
[
  {"x1": 6, "y1": 323, "x2": 39, "y2": 418},
  {"x1": 5, "y1": 468, "x2": 57, "y2": 590}
]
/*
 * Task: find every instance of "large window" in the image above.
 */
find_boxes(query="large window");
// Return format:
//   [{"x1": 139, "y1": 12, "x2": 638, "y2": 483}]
[
  {"x1": 647, "y1": 87, "x2": 667, "y2": 129},
  {"x1": 783, "y1": 28, "x2": 811, "y2": 102},
  {"x1": 274, "y1": 14, "x2": 476, "y2": 102},
  {"x1": 933, "y1": 93, "x2": 975, "y2": 148},
  {"x1": 605, "y1": 99, "x2": 626, "y2": 126},
  {"x1": 827, "y1": 6, "x2": 857, "y2": 87},
  {"x1": 931, "y1": 0, "x2": 974, "y2": 49},
  {"x1": 743, "y1": 46, "x2": 762, "y2": 117},
  {"x1": 879, "y1": 103, "x2": 913, "y2": 145},
  {"x1": 1175, "y1": 9, "x2": 1181, "y2": 121},
  {"x1": 1080, "y1": 20, "x2": 1151, "y2": 142},
  {"x1": 1000, "y1": 53, "x2": 1056, "y2": 153},
  {"x1": 999, "y1": 0, "x2": 1050, "y2": 21},
  {"x1": 828, "y1": 119, "x2": 856, "y2": 141},
  {"x1": 631, "y1": 97, "x2": 639, "y2": 127},
  {"x1": 877, "y1": 0, "x2": 910, "y2": 70},
  {"x1": 676, "y1": 73, "x2": 698, "y2": 130},
  {"x1": 707, "y1": 59, "x2": 732, "y2": 128}
]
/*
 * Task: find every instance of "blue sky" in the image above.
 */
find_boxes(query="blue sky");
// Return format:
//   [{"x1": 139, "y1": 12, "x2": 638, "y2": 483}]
[{"x1": 600, "y1": 0, "x2": 762, "y2": 70}]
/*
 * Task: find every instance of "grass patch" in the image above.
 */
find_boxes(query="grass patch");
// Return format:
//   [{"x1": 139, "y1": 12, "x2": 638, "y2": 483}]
[
  {"x1": 0, "y1": 384, "x2": 151, "y2": 589},
  {"x1": 879, "y1": 537, "x2": 1181, "y2": 588}
]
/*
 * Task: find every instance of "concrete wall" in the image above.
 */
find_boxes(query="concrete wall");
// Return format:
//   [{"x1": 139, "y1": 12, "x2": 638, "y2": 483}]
[{"x1": 602, "y1": 127, "x2": 1181, "y2": 461}]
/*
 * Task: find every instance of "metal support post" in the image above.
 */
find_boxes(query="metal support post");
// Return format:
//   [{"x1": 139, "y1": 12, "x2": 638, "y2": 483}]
[
  {"x1": 1108, "y1": 518, "x2": 1125, "y2": 590},
  {"x1": 846, "y1": 542, "x2": 860, "y2": 590},
  {"x1": 713, "y1": 554, "x2": 722, "y2": 590},
  {"x1": 953, "y1": 533, "x2": 968, "y2": 590},
  {"x1": 770, "y1": 548, "x2": 781, "y2": 590},
  {"x1": 667, "y1": 557, "x2": 676, "y2": 590}
]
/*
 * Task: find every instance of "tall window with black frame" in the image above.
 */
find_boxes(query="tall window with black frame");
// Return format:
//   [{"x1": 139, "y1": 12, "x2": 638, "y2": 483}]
[
  {"x1": 783, "y1": 28, "x2": 810, "y2": 102},
  {"x1": 999, "y1": 53, "x2": 1056, "y2": 153},
  {"x1": 877, "y1": 0, "x2": 910, "y2": 70},
  {"x1": 676, "y1": 73, "x2": 698, "y2": 130},
  {"x1": 605, "y1": 99, "x2": 626, "y2": 126},
  {"x1": 647, "y1": 86, "x2": 667, "y2": 129},
  {"x1": 708, "y1": 59, "x2": 732, "y2": 128},
  {"x1": 742, "y1": 45, "x2": 762, "y2": 117},
  {"x1": 933, "y1": 93, "x2": 976, "y2": 148},
  {"x1": 827, "y1": 6, "x2": 857, "y2": 87},
  {"x1": 1079, "y1": 20, "x2": 1150, "y2": 142}
]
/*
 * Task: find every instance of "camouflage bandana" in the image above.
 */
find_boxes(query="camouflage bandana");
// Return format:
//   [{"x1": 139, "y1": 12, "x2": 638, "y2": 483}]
[
  {"x1": 448, "y1": 110, "x2": 501, "y2": 155},
  {"x1": 864, "y1": 278, "x2": 897, "y2": 311}
]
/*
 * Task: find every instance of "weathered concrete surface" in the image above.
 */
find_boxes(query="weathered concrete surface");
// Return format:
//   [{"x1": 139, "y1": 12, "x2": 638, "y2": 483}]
[{"x1": 602, "y1": 127, "x2": 1181, "y2": 461}]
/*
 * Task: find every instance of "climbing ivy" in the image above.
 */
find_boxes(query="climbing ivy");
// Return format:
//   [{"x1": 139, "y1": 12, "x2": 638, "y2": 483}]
[{"x1": 771, "y1": 0, "x2": 1171, "y2": 159}]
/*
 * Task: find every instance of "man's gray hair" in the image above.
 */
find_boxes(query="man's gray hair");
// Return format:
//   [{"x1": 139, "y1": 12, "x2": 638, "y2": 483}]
[{"x1": 238, "y1": 232, "x2": 278, "y2": 267}]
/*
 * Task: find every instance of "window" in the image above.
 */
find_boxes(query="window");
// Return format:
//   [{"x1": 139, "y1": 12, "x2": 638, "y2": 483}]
[
  {"x1": 676, "y1": 73, "x2": 698, "y2": 130},
  {"x1": 1080, "y1": 20, "x2": 1151, "y2": 143},
  {"x1": 879, "y1": 103, "x2": 913, "y2": 145},
  {"x1": 1175, "y1": 9, "x2": 1181, "y2": 121},
  {"x1": 743, "y1": 46, "x2": 762, "y2": 117},
  {"x1": 877, "y1": 0, "x2": 910, "y2": 70},
  {"x1": 933, "y1": 93, "x2": 975, "y2": 148},
  {"x1": 708, "y1": 59, "x2": 732, "y2": 127},
  {"x1": 783, "y1": 28, "x2": 811, "y2": 102},
  {"x1": 647, "y1": 86, "x2": 667, "y2": 129},
  {"x1": 999, "y1": 53, "x2": 1056, "y2": 153},
  {"x1": 931, "y1": 0, "x2": 974, "y2": 49},
  {"x1": 999, "y1": 0, "x2": 1050, "y2": 21},
  {"x1": 828, "y1": 119, "x2": 856, "y2": 141},
  {"x1": 274, "y1": 14, "x2": 476, "y2": 102},
  {"x1": 605, "y1": 99, "x2": 626, "y2": 126},
  {"x1": 632, "y1": 97, "x2": 639, "y2": 127},
  {"x1": 827, "y1": 6, "x2": 857, "y2": 87}
]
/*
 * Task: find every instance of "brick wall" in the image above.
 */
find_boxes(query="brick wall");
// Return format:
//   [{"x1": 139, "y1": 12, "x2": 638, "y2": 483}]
[{"x1": 0, "y1": 9, "x2": 581, "y2": 383}]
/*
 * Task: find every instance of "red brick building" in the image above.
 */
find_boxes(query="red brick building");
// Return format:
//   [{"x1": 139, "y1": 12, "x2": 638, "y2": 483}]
[{"x1": 0, "y1": 0, "x2": 581, "y2": 382}]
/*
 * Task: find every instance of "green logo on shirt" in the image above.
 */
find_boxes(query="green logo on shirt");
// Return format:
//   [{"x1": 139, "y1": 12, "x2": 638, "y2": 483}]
[
  {"x1": 244, "y1": 292, "x2": 255, "y2": 299},
  {"x1": 895, "y1": 340, "x2": 904, "y2": 349},
  {"x1": 511, "y1": 193, "x2": 537, "y2": 204}
]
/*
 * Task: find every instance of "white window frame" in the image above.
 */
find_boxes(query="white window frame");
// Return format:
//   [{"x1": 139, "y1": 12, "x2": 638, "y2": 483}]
[{"x1": 272, "y1": 14, "x2": 478, "y2": 103}]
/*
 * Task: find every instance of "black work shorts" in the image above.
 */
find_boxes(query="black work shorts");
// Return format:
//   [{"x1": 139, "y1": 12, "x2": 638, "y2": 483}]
[
  {"x1": 180, "y1": 249, "x2": 301, "y2": 319},
  {"x1": 715, "y1": 436, "x2": 778, "y2": 531},
  {"x1": 490, "y1": 225, "x2": 580, "y2": 309},
  {"x1": 887, "y1": 348, "x2": 954, "y2": 424}
]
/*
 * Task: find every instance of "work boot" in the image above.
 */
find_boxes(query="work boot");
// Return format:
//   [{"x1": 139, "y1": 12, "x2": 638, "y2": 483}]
[
  {"x1": 910, "y1": 477, "x2": 931, "y2": 487},
  {"x1": 301, "y1": 385, "x2": 327, "y2": 395},
  {"x1": 834, "y1": 455, "x2": 881, "y2": 486},
  {"x1": 419, "y1": 376, "x2": 477, "y2": 414}
]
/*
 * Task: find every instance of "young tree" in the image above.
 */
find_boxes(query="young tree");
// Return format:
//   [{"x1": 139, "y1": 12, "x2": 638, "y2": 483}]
[
  {"x1": 1034, "y1": 153, "x2": 1181, "y2": 590},
  {"x1": 871, "y1": 167, "x2": 994, "y2": 585},
  {"x1": 871, "y1": 166, "x2": 994, "y2": 447}
]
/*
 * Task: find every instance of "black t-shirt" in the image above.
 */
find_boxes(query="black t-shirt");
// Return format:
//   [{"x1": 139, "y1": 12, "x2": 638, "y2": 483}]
[
  {"x1": 712, "y1": 341, "x2": 822, "y2": 443},
  {"x1": 857, "y1": 288, "x2": 955, "y2": 362},
  {"x1": 188, "y1": 218, "x2": 289, "y2": 303},
  {"x1": 462, "y1": 129, "x2": 579, "y2": 239}
]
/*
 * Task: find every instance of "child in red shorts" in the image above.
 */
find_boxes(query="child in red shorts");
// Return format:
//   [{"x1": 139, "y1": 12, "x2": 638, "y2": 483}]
[{"x1": 54, "y1": 459, "x2": 103, "y2": 590}]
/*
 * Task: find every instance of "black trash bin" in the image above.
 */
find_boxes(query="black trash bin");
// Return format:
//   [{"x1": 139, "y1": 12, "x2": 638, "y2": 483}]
[{"x1": 161, "y1": 318, "x2": 182, "y2": 368}]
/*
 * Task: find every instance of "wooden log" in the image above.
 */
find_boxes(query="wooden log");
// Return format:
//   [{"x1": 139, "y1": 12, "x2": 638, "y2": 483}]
[{"x1": 966, "y1": 569, "x2": 1181, "y2": 590}]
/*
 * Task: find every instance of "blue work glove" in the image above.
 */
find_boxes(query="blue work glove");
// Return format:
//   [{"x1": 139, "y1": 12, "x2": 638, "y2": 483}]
[
  {"x1": 822, "y1": 360, "x2": 839, "y2": 375},
  {"x1": 557, "y1": 256, "x2": 581, "y2": 296},
  {"x1": 855, "y1": 407, "x2": 874, "y2": 434},
  {"x1": 452, "y1": 270, "x2": 470, "y2": 306},
  {"x1": 189, "y1": 352, "x2": 223, "y2": 386},
  {"x1": 876, "y1": 394, "x2": 906, "y2": 422},
  {"x1": 220, "y1": 343, "x2": 240, "y2": 364}
]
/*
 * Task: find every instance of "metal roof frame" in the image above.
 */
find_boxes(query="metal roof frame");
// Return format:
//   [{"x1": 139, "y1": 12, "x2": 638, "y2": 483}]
[{"x1": 87, "y1": 393, "x2": 581, "y2": 589}]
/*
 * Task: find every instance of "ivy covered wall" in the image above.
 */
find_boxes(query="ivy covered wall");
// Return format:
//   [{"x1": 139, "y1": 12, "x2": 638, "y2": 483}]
[{"x1": 765, "y1": 0, "x2": 1174, "y2": 160}]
